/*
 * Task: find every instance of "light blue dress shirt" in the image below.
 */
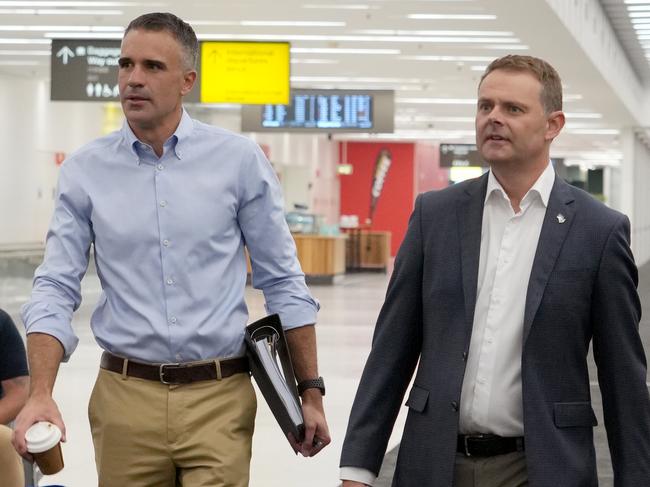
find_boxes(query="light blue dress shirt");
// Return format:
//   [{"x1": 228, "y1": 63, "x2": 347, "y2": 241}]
[{"x1": 22, "y1": 109, "x2": 319, "y2": 363}]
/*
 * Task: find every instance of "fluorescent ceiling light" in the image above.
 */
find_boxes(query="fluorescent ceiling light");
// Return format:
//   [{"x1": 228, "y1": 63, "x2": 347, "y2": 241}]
[
  {"x1": 399, "y1": 55, "x2": 494, "y2": 62},
  {"x1": 303, "y1": 4, "x2": 379, "y2": 9},
  {"x1": 408, "y1": 14, "x2": 497, "y2": 20},
  {"x1": 397, "y1": 97, "x2": 477, "y2": 104},
  {"x1": 197, "y1": 33, "x2": 520, "y2": 44},
  {"x1": 395, "y1": 115, "x2": 474, "y2": 123},
  {"x1": 189, "y1": 20, "x2": 345, "y2": 27},
  {"x1": 470, "y1": 65, "x2": 487, "y2": 71},
  {"x1": 241, "y1": 21, "x2": 345, "y2": 27},
  {"x1": 353, "y1": 29, "x2": 513, "y2": 36},
  {"x1": 45, "y1": 32, "x2": 122, "y2": 39},
  {"x1": 566, "y1": 129, "x2": 620, "y2": 135},
  {"x1": 562, "y1": 94, "x2": 583, "y2": 102},
  {"x1": 0, "y1": 1, "x2": 137, "y2": 5},
  {"x1": 0, "y1": 60, "x2": 39, "y2": 65},
  {"x1": 0, "y1": 25, "x2": 123, "y2": 31},
  {"x1": 291, "y1": 58, "x2": 339, "y2": 64},
  {"x1": 0, "y1": 8, "x2": 122, "y2": 14},
  {"x1": 292, "y1": 47, "x2": 400, "y2": 54},
  {"x1": 564, "y1": 112, "x2": 603, "y2": 119},
  {"x1": 629, "y1": 12, "x2": 650, "y2": 17},
  {"x1": 291, "y1": 75, "x2": 427, "y2": 83},
  {"x1": 0, "y1": 49, "x2": 49, "y2": 55},
  {"x1": 628, "y1": 5, "x2": 650, "y2": 11},
  {"x1": 335, "y1": 132, "x2": 476, "y2": 142},
  {"x1": 482, "y1": 44, "x2": 529, "y2": 50},
  {"x1": 632, "y1": 23, "x2": 650, "y2": 28},
  {"x1": 0, "y1": 38, "x2": 51, "y2": 44}
]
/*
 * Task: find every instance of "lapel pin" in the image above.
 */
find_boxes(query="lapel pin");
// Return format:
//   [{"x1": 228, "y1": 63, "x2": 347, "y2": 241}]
[{"x1": 556, "y1": 213, "x2": 566, "y2": 224}]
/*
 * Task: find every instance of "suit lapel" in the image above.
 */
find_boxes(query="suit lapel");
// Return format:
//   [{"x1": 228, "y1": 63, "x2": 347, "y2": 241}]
[
  {"x1": 457, "y1": 174, "x2": 488, "y2": 330},
  {"x1": 523, "y1": 176, "x2": 576, "y2": 344}
]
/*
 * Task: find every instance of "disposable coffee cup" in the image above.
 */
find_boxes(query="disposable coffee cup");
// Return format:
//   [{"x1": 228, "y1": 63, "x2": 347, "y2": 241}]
[{"x1": 25, "y1": 421, "x2": 64, "y2": 475}]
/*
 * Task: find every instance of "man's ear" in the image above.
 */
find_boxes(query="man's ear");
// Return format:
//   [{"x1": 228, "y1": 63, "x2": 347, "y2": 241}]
[
  {"x1": 181, "y1": 70, "x2": 197, "y2": 96},
  {"x1": 545, "y1": 110, "x2": 565, "y2": 141}
]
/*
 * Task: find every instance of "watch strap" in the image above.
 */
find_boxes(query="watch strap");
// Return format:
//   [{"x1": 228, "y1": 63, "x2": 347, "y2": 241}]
[{"x1": 297, "y1": 376, "x2": 325, "y2": 396}]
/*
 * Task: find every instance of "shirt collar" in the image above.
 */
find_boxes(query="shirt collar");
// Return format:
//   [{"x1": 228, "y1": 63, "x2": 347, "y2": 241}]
[
  {"x1": 121, "y1": 107, "x2": 194, "y2": 163},
  {"x1": 485, "y1": 161, "x2": 555, "y2": 208}
]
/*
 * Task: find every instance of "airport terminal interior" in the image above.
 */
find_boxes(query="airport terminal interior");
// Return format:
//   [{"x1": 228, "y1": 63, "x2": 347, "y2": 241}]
[{"x1": 1, "y1": 0, "x2": 650, "y2": 486}]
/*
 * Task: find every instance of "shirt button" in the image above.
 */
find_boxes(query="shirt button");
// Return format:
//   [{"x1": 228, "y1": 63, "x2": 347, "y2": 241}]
[
  {"x1": 451, "y1": 401, "x2": 459, "y2": 412},
  {"x1": 166, "y1": 278, "x2": 174, "y2": 285},
  {"x1": 486, "y1": 336, "x2": 493, "y2": 344},
  {"x1": 169, "y1": 316, "x2": 177, "y2": 324},
  {"x1": 157, "y1": 164, "x2": 164, "y2": 171},
  {"x1": 478, "y1": 377, "x2": 486, "y2": 385},
  {"x1": 462, "y1": 351, "x2": 468, "y2": 361},
  {"x1": 163, "y1": 239, "x2": 170, "y2": 247},
  {"x1": 160, "y1": 200, "x2": 167, "y2": 207}
]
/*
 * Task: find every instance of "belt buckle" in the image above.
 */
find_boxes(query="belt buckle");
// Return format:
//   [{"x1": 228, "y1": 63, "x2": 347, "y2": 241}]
[{"x1": 159, "y1": 362, "x2": 181, "y2": 384}]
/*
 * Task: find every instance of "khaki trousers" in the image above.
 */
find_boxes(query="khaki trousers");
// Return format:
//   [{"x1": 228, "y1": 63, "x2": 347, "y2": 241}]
[
  {"x1": 453, "y1": 452, "x2": 528, "y2": 487},
  {"x1": 88, "y1": 368, "x2": 256, "y2": 487},
  {"x1": 0, "y1": 424, "x2": 24, "y2": 487}
]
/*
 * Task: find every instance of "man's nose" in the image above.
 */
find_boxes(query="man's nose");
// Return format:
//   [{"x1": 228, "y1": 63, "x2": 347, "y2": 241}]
[
  {"x1": 127, "y1": 65, "x2": 145, "y2": 86},
  {"x1": 486, "y1": 106, "x2": 504, "y2": 124}
]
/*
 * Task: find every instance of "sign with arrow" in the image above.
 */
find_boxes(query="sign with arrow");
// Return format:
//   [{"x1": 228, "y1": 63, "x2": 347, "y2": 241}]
[
  {"x1": 200, "y1": 41, "x2": 289, "y2": 104},
  {"x1": 51, "y1": 39, "x2": 200, "y2": 103}
]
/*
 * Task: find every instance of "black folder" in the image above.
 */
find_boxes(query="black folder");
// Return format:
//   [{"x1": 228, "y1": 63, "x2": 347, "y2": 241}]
[{"x1": 245, "y1": 314, "x2": 305, "y2": 446}]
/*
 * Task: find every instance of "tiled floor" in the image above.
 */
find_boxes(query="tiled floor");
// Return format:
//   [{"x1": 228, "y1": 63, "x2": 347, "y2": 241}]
[
  {"x1": 2, "y1": 261, "x2": 649, "y2": 487},
  {"x1": 1, "y1": 269, "x2": 407, "y2": 487}
]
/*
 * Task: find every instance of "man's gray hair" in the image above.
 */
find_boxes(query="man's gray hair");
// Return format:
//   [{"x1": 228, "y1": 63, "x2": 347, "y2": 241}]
[{"x1": 125, "y1": 12, "x2": 198, "y2": 70}]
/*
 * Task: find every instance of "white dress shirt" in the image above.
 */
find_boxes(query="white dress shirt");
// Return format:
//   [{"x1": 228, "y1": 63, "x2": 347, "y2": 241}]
[
  {"x1": 340, "y1": 163, "x2": 555, "y2": 485},
  {"x1": 459, "y1": 162, "x2": 554, "y2": 435}
]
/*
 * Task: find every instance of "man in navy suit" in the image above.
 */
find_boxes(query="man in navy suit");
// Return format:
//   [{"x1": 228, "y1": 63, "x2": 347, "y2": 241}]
[{"x1": 340, "y1": 55, "x2": 650, "y2": 486}]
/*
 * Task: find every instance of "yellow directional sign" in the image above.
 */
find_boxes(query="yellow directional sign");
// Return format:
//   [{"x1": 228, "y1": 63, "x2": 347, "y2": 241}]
[{"x1": 200, "y1": 41, "x2": 290, "y2": 105}]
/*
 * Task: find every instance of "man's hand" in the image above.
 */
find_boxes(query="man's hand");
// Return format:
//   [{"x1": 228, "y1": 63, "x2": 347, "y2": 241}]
[
  {"x1": 342, "y1": 481, "x2": 369, "y2": 487},
  {"x1": 11, "y1": 332, "x2": 66, "y2": 461},
  {"x1": 12, "y1": 393, "x2": 66, "y2": 461},
  {"x1": 289, "y1": 389, "x2": 331, "y2": 457}
]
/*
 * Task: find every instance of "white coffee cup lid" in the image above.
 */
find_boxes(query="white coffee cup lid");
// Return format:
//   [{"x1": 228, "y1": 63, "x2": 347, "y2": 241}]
[{"x1": 25, "y1": 421, "x2": 62, "y2": 453}]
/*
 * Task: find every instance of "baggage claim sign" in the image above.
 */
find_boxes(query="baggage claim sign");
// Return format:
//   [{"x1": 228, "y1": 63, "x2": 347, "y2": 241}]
[
  {"x1": 51, "y1": 39, "x2": 121, "y2": 101},
  {"x1": 50, "y1": 39, "x2": 200, "y2": 102}
]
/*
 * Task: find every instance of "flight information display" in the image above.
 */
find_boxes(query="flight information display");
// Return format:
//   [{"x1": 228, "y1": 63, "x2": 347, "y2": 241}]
[
  {"x1": 262, "y1": 93, "x2": 372, "y2": 129},
  {"x1": 242, "y1": 89, "x2": 394, "y2": 133}
]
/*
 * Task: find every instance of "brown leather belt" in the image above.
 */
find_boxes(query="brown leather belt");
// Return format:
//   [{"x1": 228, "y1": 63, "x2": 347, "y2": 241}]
[
  {"x1": 457, "y1": 434, "x2": 525, "y2": 457},
  {"x1": 100, "y1": 351, "x2": 249, "y2": 385}
]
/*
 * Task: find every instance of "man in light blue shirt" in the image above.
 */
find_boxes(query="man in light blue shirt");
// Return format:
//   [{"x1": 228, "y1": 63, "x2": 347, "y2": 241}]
[{"x1": 12, "y1": 12, "x2": 330, "y2": 486}]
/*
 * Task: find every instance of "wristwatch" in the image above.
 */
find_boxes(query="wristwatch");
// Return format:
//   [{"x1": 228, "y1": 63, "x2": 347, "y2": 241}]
[{"x1": 297, "y1": 376, "x2": 326, "y2": 396}]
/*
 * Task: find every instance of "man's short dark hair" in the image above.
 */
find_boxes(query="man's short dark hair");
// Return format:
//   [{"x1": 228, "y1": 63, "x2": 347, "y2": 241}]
[
  {"x1": 480, "y1": 55, "x2": 563, "y2": 113},
  {"x1": 125, "y1": 12, "x2": 198, "y2": 70}
]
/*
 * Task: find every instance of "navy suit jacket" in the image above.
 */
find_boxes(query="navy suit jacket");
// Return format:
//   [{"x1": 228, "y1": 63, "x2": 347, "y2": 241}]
[{"x1": 340, "y1": 173, "x2": 650, "y2": 486}]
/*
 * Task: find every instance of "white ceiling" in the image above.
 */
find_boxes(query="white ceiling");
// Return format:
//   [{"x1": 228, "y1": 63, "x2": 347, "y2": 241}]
[{"x1": 0, "y1": 0, "x2": 646, "y2": 166}]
